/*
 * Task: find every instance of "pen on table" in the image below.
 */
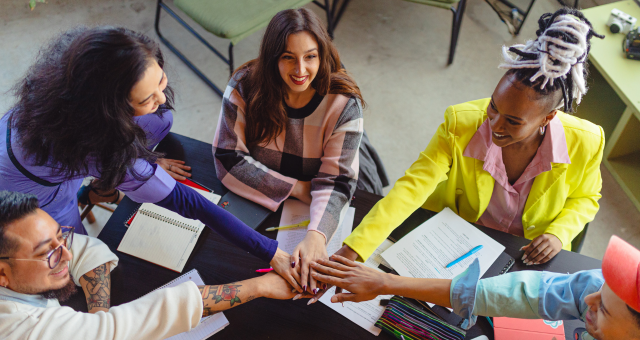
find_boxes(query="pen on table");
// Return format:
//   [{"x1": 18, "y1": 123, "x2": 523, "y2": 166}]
[
  {"x1": 255, "y1": 268, "x2": 273, "y2": 273},
  {"x1": 265, "y1": 219, "x2": 311, "y2": 232},
  {"x1": 445, "y1": 245, "x2": 484, "y2": 268}
]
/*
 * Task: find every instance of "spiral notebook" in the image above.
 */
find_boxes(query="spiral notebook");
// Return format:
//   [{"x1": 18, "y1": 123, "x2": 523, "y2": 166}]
[
  {"x1": 143, "y1": 269, "x2": 230, "y2": 340},
  {"x1": 118, "y1": 188, "x2": 220, "y2": 272}
]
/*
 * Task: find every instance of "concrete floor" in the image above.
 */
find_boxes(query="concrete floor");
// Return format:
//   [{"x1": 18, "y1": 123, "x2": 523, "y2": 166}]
[{"x1": 1, "y1": 0, "x2": 638, "y2": 260}]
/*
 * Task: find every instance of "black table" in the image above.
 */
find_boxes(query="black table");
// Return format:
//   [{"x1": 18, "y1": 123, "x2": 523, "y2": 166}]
[{"x1": 64, "y1": 133, "x2": 601, "y2": 340}]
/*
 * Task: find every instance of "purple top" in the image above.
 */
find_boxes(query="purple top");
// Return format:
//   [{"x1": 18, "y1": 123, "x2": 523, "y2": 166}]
[
  {"x1": 0, "y1": 111, "x2": 176, "y2": 235},
  {"x1": 0, "y1": 109, "x2": 279, "y2": 262}
]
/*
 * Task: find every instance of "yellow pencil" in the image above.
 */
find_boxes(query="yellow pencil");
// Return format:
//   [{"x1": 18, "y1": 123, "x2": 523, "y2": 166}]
[{"x1": 265, "y1": 219, "x2": 310, "y2": 232}]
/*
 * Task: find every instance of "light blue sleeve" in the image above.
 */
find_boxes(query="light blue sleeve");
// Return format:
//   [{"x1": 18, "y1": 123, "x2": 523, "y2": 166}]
[
  {"x1": 450, "y1": 259, "x2": 604, "y2": 329},
  {"x1": 537, "y1": 270, "x2": 604, "y2": 321}
]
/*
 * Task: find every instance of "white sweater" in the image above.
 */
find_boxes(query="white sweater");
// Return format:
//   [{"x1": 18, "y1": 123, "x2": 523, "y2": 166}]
[{"x1": 0, "y1": 235, "x2": 203, "y2": 340}]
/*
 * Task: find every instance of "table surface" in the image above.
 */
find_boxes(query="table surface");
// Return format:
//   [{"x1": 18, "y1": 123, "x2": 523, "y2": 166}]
[
  {"x1": 583, "y1": 0, "x2": 640, "y2": 114},
  {"x1": 63, "y1": 133, "x2": 601, "y2": 340}
]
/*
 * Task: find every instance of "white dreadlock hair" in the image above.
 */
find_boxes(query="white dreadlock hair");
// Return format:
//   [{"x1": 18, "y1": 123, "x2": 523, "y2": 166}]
[{"x1": 498, "y1": 8, "x2": 603, "y2": 112}]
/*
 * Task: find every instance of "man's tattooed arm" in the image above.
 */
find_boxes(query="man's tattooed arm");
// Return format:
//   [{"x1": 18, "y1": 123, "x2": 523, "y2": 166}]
[
  {"x1": 79, "y1": 263, "x2": 111, "y2": 313},
  {"x1": 195, "y1": 272, "x2": 303, "y2": 317},
  {"x1": 198, "y1": 284, "x2": 244, "y2": 317}
]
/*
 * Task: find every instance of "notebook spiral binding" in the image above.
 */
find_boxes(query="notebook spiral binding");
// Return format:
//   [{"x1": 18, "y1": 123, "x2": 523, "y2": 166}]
[{"x1": 137, "y1": 209, "x2": 199, "y2": 233}]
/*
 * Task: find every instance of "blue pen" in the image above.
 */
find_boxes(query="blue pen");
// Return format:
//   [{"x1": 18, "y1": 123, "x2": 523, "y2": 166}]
[{"x1": 445, "y1": 245, "x2": 483, "y2": 268}]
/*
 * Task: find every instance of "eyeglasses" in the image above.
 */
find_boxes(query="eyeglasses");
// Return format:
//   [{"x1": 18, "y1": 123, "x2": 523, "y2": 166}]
[{"x1": 0, "y1": 226, "x2": 74, "y2": 269}]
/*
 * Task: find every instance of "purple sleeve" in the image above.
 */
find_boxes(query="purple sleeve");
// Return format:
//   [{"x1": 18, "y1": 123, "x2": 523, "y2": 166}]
[
  {"x1": 155, "y1": 182, "x2": 278, "y2": 263},
  {"x1": 133, "y1": 108, "x2": 173, "y2": 149}
]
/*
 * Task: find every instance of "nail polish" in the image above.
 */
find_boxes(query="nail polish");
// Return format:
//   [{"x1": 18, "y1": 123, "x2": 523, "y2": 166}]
[
  {"x1": 521, "y1": 254, "x2": 527, "y2": 261},
  {"x1": 291, "y1": 262, "x2": 295, "y2": 268},
  {"x1": 323, "y1": 283, "x2": 327, "y2": 290},
  {"x1": 303, "y1": 285, "x2": 307, "y2": 292},
  {"x1": 292, "y1": 294, "x2": 301, "y2": 301},
  {"x1": 519, "y1": 246, "x2": 525, "y2": 251},
  {"x1": 307, "y1": 298, "x2": 315, "y2": 305},
  {"x1": 313, "y1": 288, "x2": 318, "y2": 294}
]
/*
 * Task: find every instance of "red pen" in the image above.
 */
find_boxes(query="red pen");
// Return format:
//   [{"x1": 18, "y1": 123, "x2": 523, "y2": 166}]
[{"x1": 255, "y1": 268, "x2": 274, "y2": 273}]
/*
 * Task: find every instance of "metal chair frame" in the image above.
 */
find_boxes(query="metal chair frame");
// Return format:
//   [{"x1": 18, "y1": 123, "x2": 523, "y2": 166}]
[
  {"x1": 448, "y1": 0, "x2": 468, "y2": 65},
  {"x1": 154, "y1": 0, "x2": 351, "y2": 97}
]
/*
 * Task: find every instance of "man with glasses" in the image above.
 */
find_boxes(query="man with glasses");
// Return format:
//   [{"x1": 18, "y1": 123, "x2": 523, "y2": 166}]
[{"x1": 0, "y1": 191, "x2": 309, "y2": 339}]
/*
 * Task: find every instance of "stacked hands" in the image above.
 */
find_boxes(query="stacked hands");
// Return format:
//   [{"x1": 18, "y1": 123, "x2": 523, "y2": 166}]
[
  {"x1": 267, "y1": 244, "x2": 380, "y2": 304},
  {"x1": 269, "y1": 234, "x2": 563, "y2": 303}
]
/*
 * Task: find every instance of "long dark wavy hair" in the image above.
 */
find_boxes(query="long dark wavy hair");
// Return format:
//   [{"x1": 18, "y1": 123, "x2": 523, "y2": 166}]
[
  {"x1": 9, "y1": 26, "x2": 174, "y2": 191},
  {"x1": 234, "y1": 8, "x2": 365, "y2": 148}
]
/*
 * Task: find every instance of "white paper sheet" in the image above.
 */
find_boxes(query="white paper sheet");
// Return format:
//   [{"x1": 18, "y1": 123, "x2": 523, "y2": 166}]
[
  {"x1": 319, "y1": 240, "x2": 395, "y2": 336},
  {"x1": 276, "y1": 199, "x2": 354, "y2": 255},
  {"x1": 146, "y1": 269, "x2": 229, "y2": 340},
  {"x1": 381, "y1": 207, "x2": 505, "y2": 281}
]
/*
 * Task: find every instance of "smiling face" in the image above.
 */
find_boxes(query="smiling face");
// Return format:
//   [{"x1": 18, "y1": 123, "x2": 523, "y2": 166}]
[
  {"x1": 583, "y1": 283, "x2": 640, "y2": 340},
  {"x1": 487, "y1": 73, "x2": 560, "y2": 148},
  {"x1": 0, "y1": 209, "x2": 73, "y2": 295},
  {"x1": 278, "y1": 31, "x2": 320, "y2": 98},
  {"x1": 129, "y1": 59, "x2": 168, "y2": 117}
]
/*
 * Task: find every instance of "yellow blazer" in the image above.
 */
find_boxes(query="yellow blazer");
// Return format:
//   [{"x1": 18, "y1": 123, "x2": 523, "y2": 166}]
[{"x1": 345, "y1": 98, "x2": 604, "y2": 261}]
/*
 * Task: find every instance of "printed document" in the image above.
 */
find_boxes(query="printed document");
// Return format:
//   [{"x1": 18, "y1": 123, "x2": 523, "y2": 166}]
[{"x1": 381, "y1": 207, "x2": 505, "y2": 280}]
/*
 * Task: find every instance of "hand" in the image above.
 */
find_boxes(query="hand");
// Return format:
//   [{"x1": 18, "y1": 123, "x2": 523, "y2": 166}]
[
  {"x1": 310, "y1": 255, "x2": 389, "y2": 303},
  {"x1": 156, "y1": 158, "x2": 191, "y2": 180},
  {"x1": 291, "y1": 181, "x2": 312, "y2": 205},
  {"x1": 270, "y1": 248, "x2": 303, "y2": 293},
  {"x1": 87, "y1": 186, "x2": 123, "y2": 205},
  {"x1": 521, "y1": 233, "x2": 563, "y2": 265},
  {"x1": 257, "y1": 272, "x2": 313, "y2": 300},
  {"x1": 307, "y1": 244, "x2": 359, "y2": 304},
  {"x1": 292, "y1": 231, "x2": 327, "y2": 296}
]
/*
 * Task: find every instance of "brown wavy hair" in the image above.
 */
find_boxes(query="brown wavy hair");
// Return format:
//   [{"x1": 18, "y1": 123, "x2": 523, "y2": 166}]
[{"x1": 234, "y1": 8, "x2": 364, "y2": 148}]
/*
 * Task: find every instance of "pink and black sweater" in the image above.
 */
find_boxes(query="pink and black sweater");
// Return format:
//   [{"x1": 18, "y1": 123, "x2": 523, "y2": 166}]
[{"x1": 212, "y1": 73, "x2": 363, "y2": 241}]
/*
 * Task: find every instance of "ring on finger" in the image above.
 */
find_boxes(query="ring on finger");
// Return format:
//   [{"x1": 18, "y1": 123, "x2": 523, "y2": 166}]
[{"x1": 169, "y1": 164, "x2": 172, "y2": 171}]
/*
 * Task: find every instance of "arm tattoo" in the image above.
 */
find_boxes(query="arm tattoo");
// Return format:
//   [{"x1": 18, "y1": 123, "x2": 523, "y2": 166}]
[
  {"x1": 81, "y1": 263, "x2": 111, "y2": 311},
  {"x1": 198, "y1": 284, "x2": 243, "y2": 317}
]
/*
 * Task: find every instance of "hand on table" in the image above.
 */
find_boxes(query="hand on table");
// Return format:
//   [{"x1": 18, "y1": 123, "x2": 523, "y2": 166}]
[
  {"x1": 521, "y1": 233, "x2": 563, "y2": 265},
  {"x1": 310, "y1": 255, "x2": 389, "y2": 303},
  {"x1": 290, "y1": 181, "x2": 312, "y2": 205},
  {"x1": 156, "y1": 158, "x2": 191, "y2": 180},
  {"x1": 302, "y1": 244, "x2": 359, "y2": 304},
  {"x1": 292, "y1": 231, "x2": 328, "y2": 298},
  {"x1": 270, "y1": 248, "x2": 303, "y2": 293}
]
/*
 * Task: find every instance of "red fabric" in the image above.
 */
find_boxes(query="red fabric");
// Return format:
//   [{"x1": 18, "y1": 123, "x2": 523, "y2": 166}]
[
  {"x1": 177, "y1": 178, "x2": 209, "y2": 191},
  {"x1": 602, "y1": 235, "x2": 640, "y2": 312}
]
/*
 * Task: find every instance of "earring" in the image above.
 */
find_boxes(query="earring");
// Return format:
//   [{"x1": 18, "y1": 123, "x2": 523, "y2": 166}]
[{"x1": 539, "y1": 126, "x2": 546, "y2": 135}]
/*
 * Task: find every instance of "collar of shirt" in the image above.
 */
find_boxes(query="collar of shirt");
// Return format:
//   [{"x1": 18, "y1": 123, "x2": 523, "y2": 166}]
[
  {"x1": 463, "y1": 115, "x2": 571, "y2": 190},
  {"x1": 0, "y1": 286, "x2": 53, "y2": 308}
]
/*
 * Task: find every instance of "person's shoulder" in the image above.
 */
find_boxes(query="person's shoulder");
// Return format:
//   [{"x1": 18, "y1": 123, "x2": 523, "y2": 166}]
[
  {"x1": 224, "y1": 69, "x2": 250, "y2": 108},
  {"x1": 557, "y1": 112, "x2": 604, "y2": 150},
  {"x1": 557, "y1": 112, "x2": 603, "y2": 138},
  {"x1": 442, "y1": 98, "x2": 489, "y2": 134}
]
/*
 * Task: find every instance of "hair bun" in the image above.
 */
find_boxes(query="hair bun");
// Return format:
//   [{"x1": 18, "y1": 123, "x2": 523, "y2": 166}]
[{"x1": 499, "y1": 9, "x2": 604, "y2": 111}]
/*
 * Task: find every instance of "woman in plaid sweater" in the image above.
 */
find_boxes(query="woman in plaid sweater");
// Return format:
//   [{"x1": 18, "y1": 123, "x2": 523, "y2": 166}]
[{"x1": 213, "y1": 8, "x2": 364, "y2": 296}]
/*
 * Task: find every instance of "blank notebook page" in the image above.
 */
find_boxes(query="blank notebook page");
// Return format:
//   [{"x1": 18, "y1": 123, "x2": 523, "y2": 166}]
[{"x1": 118, "y1": 189, "x2": 220, "y2": 272}]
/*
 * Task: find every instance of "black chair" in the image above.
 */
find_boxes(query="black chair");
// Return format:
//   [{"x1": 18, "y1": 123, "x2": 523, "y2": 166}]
[{"x1": 571, "y1": 222, "x2": 589, "y2": 253}]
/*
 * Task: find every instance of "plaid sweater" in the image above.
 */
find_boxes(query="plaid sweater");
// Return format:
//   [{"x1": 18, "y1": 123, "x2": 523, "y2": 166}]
[{"x1": 213, "y1": 74, "x2": 363, "y2": 241}]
